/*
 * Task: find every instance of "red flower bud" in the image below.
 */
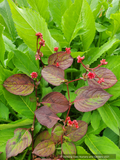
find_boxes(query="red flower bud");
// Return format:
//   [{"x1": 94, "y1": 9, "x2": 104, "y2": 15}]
[
  {"x1": 54, "y1": 47, "x2": 59, "y2": 52},
  {"x1": 39, "y1": 38, "x2": 45, "y2": 47},
  {"x1": 98, "y1": 78, "x2": 104, "y2": 84},
  {"x1": 65, "y1": 48, "x2": 71, "y2": 54},
  {"x1": 56, "y1": 62, "x2": 60, "y2": 67},
  {"x1": 77, "y1": 56, "x2": 85, "y2": 63},
  {"x1": 36, "y1": 32, "x2": 43, "y2": 39}
]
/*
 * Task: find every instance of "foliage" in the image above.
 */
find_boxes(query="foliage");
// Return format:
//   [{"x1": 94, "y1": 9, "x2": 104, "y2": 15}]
[{"x1": 0, "y1": 0, "x2": 120, "y2": 159}]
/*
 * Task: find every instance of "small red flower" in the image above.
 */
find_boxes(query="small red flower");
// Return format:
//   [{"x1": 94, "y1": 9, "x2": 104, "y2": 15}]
[
  {"x1": 98, "y1": 78, "x2": 104, "y2": 84},
  {"x1": 75, "y1": 124, "x2": 79, "y2": 129},
  {"x1": 39, "y1": 38, "x2": 45, "y2": 47},
  {"x1": 54, "y1": 47, "x2": 59, "y2": 52},
  {"x1": 30, "y1": 72, "x2": 38, "y2": 79},
  {"x1": 65, "y1": 48, "x2": 71, "y2": 54},
  {"x1": 88, "y1": 72, "x2": 95, "y2": 79},
  {"x1": 56, "y1": 62, "x2": 60, "y2": 67},
  {"x1": 36, "y1": 32, "x2": 43, "y2": 39},
  {"x1": 77, "y1": 56, "x2": 85, "y2": 63},
  {"x1": 100, "y1": 59, "x2": 108, "y2": 65}
]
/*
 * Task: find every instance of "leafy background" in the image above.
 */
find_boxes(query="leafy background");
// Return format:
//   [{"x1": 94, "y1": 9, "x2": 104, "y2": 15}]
[{"x1": 0, "y1": 0, "x2": 120, "y2": 159}]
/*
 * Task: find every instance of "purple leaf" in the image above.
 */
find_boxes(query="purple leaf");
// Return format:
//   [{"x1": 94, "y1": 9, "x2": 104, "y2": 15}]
[
  {"x1": 42, "y1": 92, "x2": 69, "y2": 113},
  {"x1": 62, "y1": 142, "x2": 76, "y2": 155},
  {"x1": 74, "y1": 86, "x2": 112, "y2": 112},
  {"x1": 88, "y1": 67, "x2": 117, "y2": 89},
  {"x1": 34, "y1": 130, "x2": 51, "y2": 148},
  {"x1": 6, "y1": 128, "x2": 32, "y2": 158},
  {"x1": 35, "y1": 106, "x2": 60, "y2": 128},
  {"x1": 48, "y1": 51, "x2": 73, "y2": 70},
  {"x1": 65, "y1": 120, "x2": 88, "y2": 142},
  {"x1": 41, "y1": 65, "x2": 65, "y2": 86},
  {"x1": 32, "y1": 140, "x2": 55, "y2": 157},
  {"x1": 3, "y1": 74, "x2": 34, "y2": 96}
]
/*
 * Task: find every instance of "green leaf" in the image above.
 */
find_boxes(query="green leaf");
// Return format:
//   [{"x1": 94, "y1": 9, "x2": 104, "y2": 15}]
[
  {"x1": 6, "y1": 128, "x2": 32, "y2": 158},
  {"x1": 82, "y1": 112, "x2": 91, "y2": 124},
  {"x1": 103, "y1": 128, "x2": 119, "y2": 146},
  {"x1": 91, "y1": 110, "x2": 101, "y2": 130},
  {"x1": 13, "y1": 50, "x2": 40, "y2": 76},
  {"x1": 27, "y1": 0, "x2": 50, "y2": 22},
  {"x1": 106, "y1": 0, "x2": 119, "y2": 19},
  {"x1": 0, "y1": 24, "x2": 5, "y2": 66},
  {"x1": 97, "y1": 104, "x2": 119, "y2": 135},
  {"x1": 7, "y1": 0, "x2": 59, "y2": 55},
  {"x1": 48, "y1": 0, "x2": 72, "y2": 28},
  {"x1": 84, "y1": 38, "x2": 120, "y2": 65},
  {"x1": 85, "y1": 134, "x2": 120, "y2": 159},
  {"x1": 49, "y1": 29, "x2": 68, "y2": 48},
  {"x1": 33, "y1": 140, "x2": 55, "y2": 157},
  {"x1": 95, "y1": 23, "x2": 108, "y2": 32},
  {"x1": 89, "y1": 0, "x2": 102, "y2": 18},
  {"x1": 62, "y1": 142, "x2": 76, "y2": 156},
  {"x1": 76, "y1": 146, "x2": 96, "y2": 160},
  {"x1": 0, "y1": 102, "x2": 9, "y2": 120},
  {"x1": 15, "y1": 0, "x2": 29, "y2": 7},
  {"x1": 0, "y1": 0, "x2": 17, "y2": 40},
  {"x1": 0, "y1": 128, "x2": 15, "y2": 160},
  {"x1": 0, "y1": 119, "x2": 33, "y2": 130},
  {"x1": 62, "y1": 0, "x2": 95, "y2": 49},
  {"x1": 3, "y1": 89, "x2": 36, "y2": 119},
  {"x1": 3, "y1": 74, "x2": 34, "y2": 96},
  {"x1": 3, "y1": 35, "x2": 16, "y2": 52}
]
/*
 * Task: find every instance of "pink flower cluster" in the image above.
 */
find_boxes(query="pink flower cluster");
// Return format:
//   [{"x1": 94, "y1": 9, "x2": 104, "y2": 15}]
[
  {"x1": 66, "y1": 117, "x2": 79, "y2": 129},
  {"x1": 30, "y1": 72, "x2": 38, "y2": 79}
]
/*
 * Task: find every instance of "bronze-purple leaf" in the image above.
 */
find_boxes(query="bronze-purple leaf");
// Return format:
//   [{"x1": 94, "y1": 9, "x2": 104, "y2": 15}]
[
  {"x1": 41, "y1": 65, "x2": 65, "y2": 86},
  {"x1": 74, "y1": 86, "x2": 112, "y2": 112},
  {"x1": 34, "y1": 130, "x2": 51, "y2": 147},
  {"x1": 62, "y1": 142, "x2": 76, "y2": 155},
  {"x1": 32, "y1": 140, "x2": 55, "y2": 157},
  {"x1": 6, "y1": 128, "x2": 32, "y2": 158},
  {"x1": 42, "y1": 92, "x2": 69, "y2": 113},
  {"x1": 3, "y1": 74, "x2": 34, "y2": 96},
  {"x1": 88, "y1": 67, "x2": 117, "y2": 89},
  {"x1": 48, "y1": 51, "x2": 73, "y2": 70},
  {"x1": 51, "y1": 123, "x2": 64, "y2": 143},
  {"x1": 65, "y1": 120, "x2": 88, "y2": 142},
  {"x1": 35, "y1": 106, "x2": 60, "y2": 128}
]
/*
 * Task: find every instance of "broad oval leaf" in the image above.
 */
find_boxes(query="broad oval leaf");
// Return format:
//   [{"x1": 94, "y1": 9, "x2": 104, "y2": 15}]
[
  {"x1": 33, "y1": 140, "x2": 55, "y2": 157},
  {"x1": 6, "y1": 128, "x2": 32, "y2": 158},
  {"x1": 88, "y1": 68, "x2": 117, "y2": 89},
  {"x1": 34, "y1": 130, "x2": 51, "y2": 147},
  {"x1": 74, "y1": 86, "x2": 112, "y2": 112},
  {"x1": 51, "y1": 123, "x2": 64, "y2": 143},
  {"x1": 62, "y1": 142, "x2": 76, "y2": 156},
  {"x1": 65, "y1": 120, "x2": 88, "y2": 142},
  {"x1": 48, "y1": 51, "x2": 73, "y2": 70},
  {"x1": 35, "y1": 106, "x2": 60, "y2": 128},
  {"x1": 41, "y1": 65, "x2": 65, "y2": 86},
  {"x1": 42, "y1": 92, "x2": 69, "y2": 113},
  {"x1": 3, "y1": 74, "x2": 34, "y2": 96}
]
